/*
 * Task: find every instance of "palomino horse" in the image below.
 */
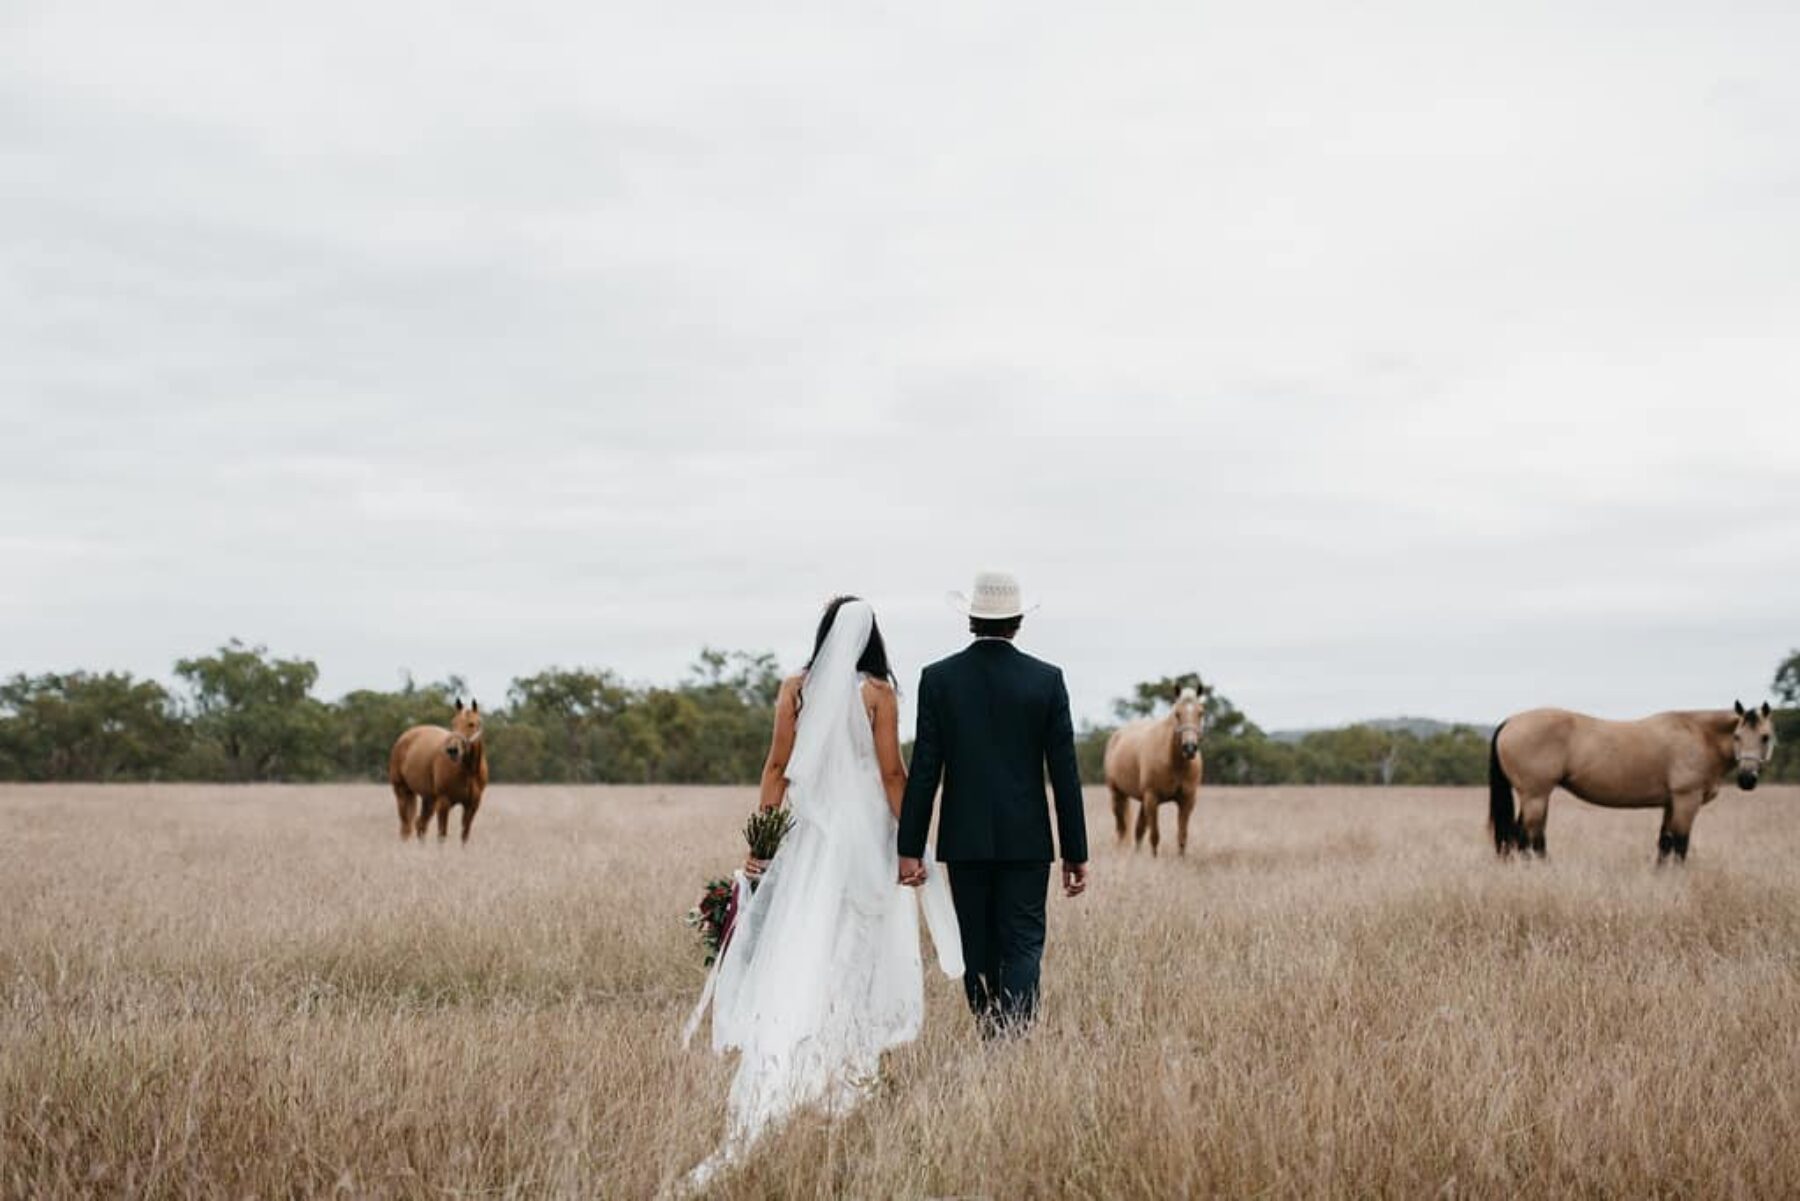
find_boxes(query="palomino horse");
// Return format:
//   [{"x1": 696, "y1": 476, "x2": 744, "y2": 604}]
[
  {"x1": 1489, "y1": 701, "x2": 1776, "y2": 863},
  {"x1": 389, "y1": 699, "x2": 489, "y2": 844},
  {"x1": 1106, "y1": 686, "x2": 1207, "y2": 856}
]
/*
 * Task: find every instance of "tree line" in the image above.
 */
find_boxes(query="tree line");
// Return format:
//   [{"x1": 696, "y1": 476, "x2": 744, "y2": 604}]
[
  {"x1": 2, "y1": 642, "x2": 1796, "y2": 787},
  {"x1": 0, "y1": 641, "x2": 782, "y2": 785},
  {"x1": 1070, "y1": 674, "x2": 1500, "y2": 787},
  {"x1": 1076, "y1": 660, "x2": 1800, "y2": 787}
]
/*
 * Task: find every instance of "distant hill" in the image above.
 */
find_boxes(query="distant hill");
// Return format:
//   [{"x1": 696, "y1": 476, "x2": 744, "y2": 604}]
[{"x1": 1266, "y1": 716, "x2": 1494, "y2": 744}]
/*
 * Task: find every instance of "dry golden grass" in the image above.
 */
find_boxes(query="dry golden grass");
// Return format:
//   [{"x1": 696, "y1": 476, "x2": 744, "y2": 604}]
[{"x1": 4, "y1": 781, "x2": 1800, "y2": 1199}]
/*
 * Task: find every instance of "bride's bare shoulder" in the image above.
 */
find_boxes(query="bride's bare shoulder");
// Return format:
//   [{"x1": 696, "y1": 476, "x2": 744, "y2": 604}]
[
  {"x1": 771, "y1": 674, "x2": 804, "y2": 724},
  {"x1": 860, "y1": 676, "x2": 896, "y2": 704}
]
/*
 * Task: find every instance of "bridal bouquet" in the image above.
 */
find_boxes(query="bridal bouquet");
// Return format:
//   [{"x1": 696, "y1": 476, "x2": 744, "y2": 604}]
[
  {"x1": 686, "y1": 878, "x2": 736, "y2": 967},
  {"x1": 685, "y1": 808, "x2": 795, "y2": 965}
]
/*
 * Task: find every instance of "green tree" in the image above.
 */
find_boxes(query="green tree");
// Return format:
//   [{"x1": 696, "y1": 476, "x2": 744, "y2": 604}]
[
  {"x1": 0, "y1": 671, "x2": 187, "y2": 781},
  {"x1": 623, "y1": 688, "x2": 708, "y2": 782},
  {"x1": 688, "y1": 648, "x2": 782, "y2": 709},
  {"x1": 1773, "y1": 650, "x2": 1800, "y2": 707},
  {"x1": 1394, "y1": 726, "x2": 1490, "y2": 786},
  {"x1": 674, "y1": 649, "x2": 782, "y2": 783},
  {"x1": 1199, "y1": 692, "x2": 1251, "y2": 739},
  {"x1": 1771, "y1": 708, "x2": 1800, "y2": 783},
  {"x1": 329, "y1": 676, "x2": 458, "y2": 780},
  {"x1": 506, "y1": 667, "x2": 635, "y2": 782},
  {"x1": 500, "y1": 654, "x2": 782, "y2": 784},
  {"x1": 1206, "y1": 728, "x2": 1297, "y2": 785},
  {"x1": 482, "y1": 712, "x2": 547, "y2": 783},
  {"x1": 1075, "y1": 723, "x2": 1113, "y2": 784},
  {"x1": 1770, "y1": 649, "x2": 1800, "y2": 782},
  {"x1": 1294, "y1": 725, "x2": 1403, "y2": 785},
  {"x1": 174, "y1": 640, "x2": 332, "y2": 781},
  {"x1": 1193, "y1": 691, "x2": 1283, "y2": 784},
  {"x1": 1112, "y1": 672, "x2": 1207, "y2": 720}
]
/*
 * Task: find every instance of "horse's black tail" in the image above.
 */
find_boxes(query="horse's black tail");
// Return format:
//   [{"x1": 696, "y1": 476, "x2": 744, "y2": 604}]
[{"x1": 1488, "y1": 721, "x2": 1517, "y2": 856}]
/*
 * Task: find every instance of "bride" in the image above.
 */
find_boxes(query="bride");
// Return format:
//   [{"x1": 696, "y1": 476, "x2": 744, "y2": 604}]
[{"x1": 681, "y1": 596, "x2": 962, "y2": 1185}]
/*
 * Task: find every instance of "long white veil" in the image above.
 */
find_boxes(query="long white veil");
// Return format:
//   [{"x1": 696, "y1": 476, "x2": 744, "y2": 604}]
[{"x1": 783, "y1": 599, "x2": 876, "y2": 805}]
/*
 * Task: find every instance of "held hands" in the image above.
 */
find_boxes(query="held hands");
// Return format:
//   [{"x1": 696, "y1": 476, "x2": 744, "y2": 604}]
[
  {"x1": 744, "y1": 856, "x2": 771, "y2": 879},
  {"x1": 897, "y1": 857, "x2": 1083, "y2": 893}
]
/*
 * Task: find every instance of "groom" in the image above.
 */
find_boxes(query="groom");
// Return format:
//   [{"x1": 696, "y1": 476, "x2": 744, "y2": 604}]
[{"x1": 898, "y1": 571, "x2": 1089, "y2": 1035}]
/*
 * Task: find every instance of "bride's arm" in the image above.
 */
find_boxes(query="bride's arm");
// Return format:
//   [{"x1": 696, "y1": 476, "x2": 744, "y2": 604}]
[
  {"x1": 868, "y1": 680, "x2": 908, "y2": 821},
  {"x1": 756, "y1": 676, "x2": 802, "y2": 812}
]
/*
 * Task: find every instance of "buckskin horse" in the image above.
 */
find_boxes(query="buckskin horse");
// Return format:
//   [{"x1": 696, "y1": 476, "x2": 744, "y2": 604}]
[
  {"x1": 389, "y1": 699, "x2": 490, "y2": 844},
  {"x1": 1106, "y1": 686, "x2": 1207, "y2": 856},
  {"x1": 1489, "y1": 700, "x2": 1776, "y2": 864}
]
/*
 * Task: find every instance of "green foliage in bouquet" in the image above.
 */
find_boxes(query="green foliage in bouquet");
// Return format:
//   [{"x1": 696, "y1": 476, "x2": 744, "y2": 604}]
[{"x1": 744, "y1": 807, "x2": 794, "y2": 860}]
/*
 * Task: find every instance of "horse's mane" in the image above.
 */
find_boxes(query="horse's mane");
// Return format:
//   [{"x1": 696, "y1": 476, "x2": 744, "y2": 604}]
[{"x1": 1668, "y1": 710, "x2": 1739, "y2": 734}]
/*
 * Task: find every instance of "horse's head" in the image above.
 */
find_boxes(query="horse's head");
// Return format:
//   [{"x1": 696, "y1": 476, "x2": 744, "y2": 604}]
[
  {"x1": 449, "y1": 698, "x2": 484, "y2": 762},
  {"x1": 1732, "y1": 700, "x2": 1775, "y2": 790},
  {"x1": 1173, "y1": 686, "x2": 1207, "y2": 761}
]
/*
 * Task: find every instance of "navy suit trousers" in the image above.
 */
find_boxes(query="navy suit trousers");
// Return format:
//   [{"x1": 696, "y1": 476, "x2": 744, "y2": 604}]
[{"x1": 946, "y1": 861, "x2": 1051, "y2": 1033}]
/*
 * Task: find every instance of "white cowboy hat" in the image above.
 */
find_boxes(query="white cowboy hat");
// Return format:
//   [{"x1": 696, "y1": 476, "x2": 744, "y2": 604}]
[{"x1": 947, "y1": 570, "x2": 1038, "y2": 620}]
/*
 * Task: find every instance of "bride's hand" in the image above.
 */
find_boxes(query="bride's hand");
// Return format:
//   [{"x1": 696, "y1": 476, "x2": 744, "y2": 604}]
[{"x1": 744, "y1": 856, "x2": 771, "y2": 879}]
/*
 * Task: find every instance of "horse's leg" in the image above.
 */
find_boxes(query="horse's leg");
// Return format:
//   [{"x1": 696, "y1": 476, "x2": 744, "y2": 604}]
[
  {"x1": 1663, "y1": 791, "x2": 1702, "y2": 865},
  {"x1": 393, "y1": 783, "x2": 418, "y2": 840},
  {"x1": 1111, "y1": 787, "x2": 1131, "y2": 844},
  {"x1": 1517, "y1": 790, "x2": 1550, "y2": 859},
  {"x1": 1176, "y1": 792, "x2": 1193, "y2": 857},
  {"x1": 413, "y1": 795, "x2": 435, "y2": 840},
  {"x1": 461, "y1": 797, "x2": 480, "y2": 845},
  {"x1": 1141, "y1": 798, "x2": 1162, "y2": 857},
  {"x1": 1657, "y1": 805, "x2": 1675, "y2": 865},
  {"x1": 436, "y1": 798, "x2": 452, "y2": 842}
]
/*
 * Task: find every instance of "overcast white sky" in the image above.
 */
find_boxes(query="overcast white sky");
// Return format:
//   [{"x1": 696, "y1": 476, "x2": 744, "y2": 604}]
[{"x1": 4, "y1": 0, "x2": 1798, "y2": 734}]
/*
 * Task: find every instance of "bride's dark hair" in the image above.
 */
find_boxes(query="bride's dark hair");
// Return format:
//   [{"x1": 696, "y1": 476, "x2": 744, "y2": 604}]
[{"x1": 806, "y1": 595, "x2": 897, "y2": 688}]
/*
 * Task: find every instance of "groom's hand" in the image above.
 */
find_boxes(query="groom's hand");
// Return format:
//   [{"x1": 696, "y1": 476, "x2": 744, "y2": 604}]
[
  {"x1": 1062, "y1": 861, "x2": 1088, "y2": 898},
  {"x1": 898, "y1": 856, "x2": 927, "y2": 888}
]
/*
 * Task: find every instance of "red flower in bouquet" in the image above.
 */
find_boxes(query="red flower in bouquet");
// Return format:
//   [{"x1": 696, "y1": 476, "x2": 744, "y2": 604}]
[{"x1": 685, "y1": 877, "x2": 738, "y2": 966}]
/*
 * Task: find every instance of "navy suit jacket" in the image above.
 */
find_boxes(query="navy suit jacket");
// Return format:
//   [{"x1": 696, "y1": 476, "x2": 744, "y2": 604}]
[{"x1": 897, "y1": 640, "x2": 1088, "y2": 864}]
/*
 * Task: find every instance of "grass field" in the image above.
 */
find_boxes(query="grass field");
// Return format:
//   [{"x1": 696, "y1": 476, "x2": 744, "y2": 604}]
[{"x1": 4, "y1": 781, "x2": 1799, "y2": 1199}]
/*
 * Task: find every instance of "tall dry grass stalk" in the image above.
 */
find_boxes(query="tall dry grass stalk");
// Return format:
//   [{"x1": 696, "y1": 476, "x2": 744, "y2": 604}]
[{"x1": 3, "y1": 782, "x2": 1798, "y2": 1198}]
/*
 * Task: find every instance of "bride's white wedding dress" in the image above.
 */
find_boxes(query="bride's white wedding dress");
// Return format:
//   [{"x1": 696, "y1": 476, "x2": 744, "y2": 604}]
[{"x1": 681, "y1": 601, "x2": 962, "y2": 1186}]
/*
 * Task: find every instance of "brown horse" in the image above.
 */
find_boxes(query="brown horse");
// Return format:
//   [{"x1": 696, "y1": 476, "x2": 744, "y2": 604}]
[
  {"x1": 389, "y1": 699, "x2": 489, "y2": 844},
  {"x1": 1106, "y1": 686, "x2": 1207, "y2": 856},
  {"x1": 1489, "y1": 700, "x2": 1776, "y2": 864}
]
